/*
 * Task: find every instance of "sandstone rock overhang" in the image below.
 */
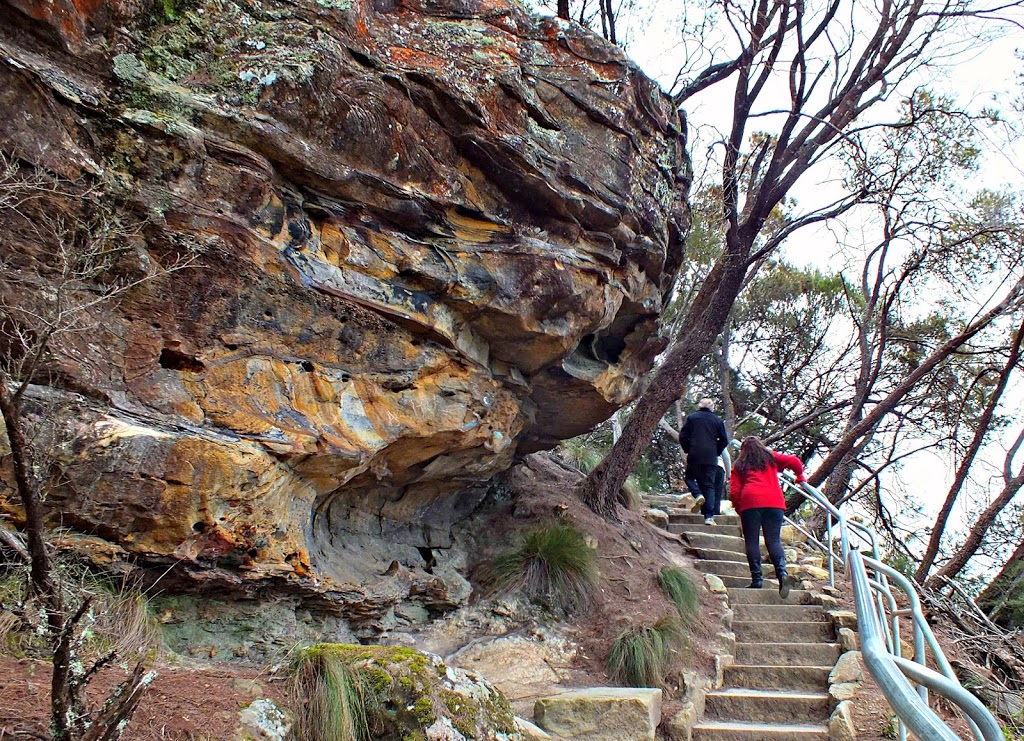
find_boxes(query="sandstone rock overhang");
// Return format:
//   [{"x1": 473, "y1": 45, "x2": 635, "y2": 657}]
[{"x1": 0, "y1": 0, "x2": 689, "y2": 607}]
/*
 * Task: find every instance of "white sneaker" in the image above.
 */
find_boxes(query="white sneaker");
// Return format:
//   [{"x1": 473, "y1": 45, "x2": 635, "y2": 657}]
[
  {"x1": 690, "y1": 495, "x2": 705, "y2": 513},
  {"x1": 704, "y1": 517, "x2": 714, "y2": 525}
]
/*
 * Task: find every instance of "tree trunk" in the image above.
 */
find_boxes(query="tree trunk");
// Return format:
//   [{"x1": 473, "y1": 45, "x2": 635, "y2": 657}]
[
  {"x1": 808, "y1": 278, "x2": 1024, "y2": 489},
  {"x1": 580, "y1": 239, "x2": 751, "y2": 516},
  {"x1": 0, "y1": 379, "x2": 55, "y2": 604},
  {"x1": 976, "y1": 537, "x2": 1024, "y2": 623},
  {"x1": 556, "y1": 0, "x2": 569, "y2": 20},
  {"x1": 927, "y1": 428, "x2": 1024, "y2": 586},
  {"x1": 915, "y1": 317, "x2": 1024, "y2": 582},
  {"x1": 714, "y1": 324, "x2": 737, "y2": 435}
]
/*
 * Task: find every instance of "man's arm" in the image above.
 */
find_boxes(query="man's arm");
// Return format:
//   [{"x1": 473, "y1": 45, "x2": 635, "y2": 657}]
[{"x1": 716, "y1": 419, "x2": 728, "y2": 454}]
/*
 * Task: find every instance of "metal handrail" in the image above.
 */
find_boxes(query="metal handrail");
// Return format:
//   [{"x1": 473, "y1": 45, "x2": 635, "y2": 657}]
[{"x1": 776, "y1": 476, "x2": 1003, "y2": 741}]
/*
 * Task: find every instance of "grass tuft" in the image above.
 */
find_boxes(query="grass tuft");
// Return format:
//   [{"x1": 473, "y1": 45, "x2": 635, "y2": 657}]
[
  {"x1": 288, "y1": 646, "x2": 368, "y2": 741},
  {"x1": 657, "y1": 567, "x2": 699, "y2": 622},
  {"x1": 557, "y1": 436, "x2": 607, "y2": 474},
  {"x1": 608, "y1": 615, "x2": 686, "y2": 688},
  {"x1": 477, "y1": 522, "x2": 598, "y2": 614},
  {"x1": 620, "y1": 478, "x2": 644, "y2": 510}
]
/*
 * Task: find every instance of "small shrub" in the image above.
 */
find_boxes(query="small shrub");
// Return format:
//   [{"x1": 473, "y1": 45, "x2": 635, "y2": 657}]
[
  {"x1": 658, "y1": 567, "x2": 699, "y2": 622},
  {"x1": 478, "y1": 522, "x2": 598, "y2": 614},
  {"x1": 289, "y1": 646, "x2": 368, "y2": 741},
  {"x1": 608, "y1": 615, "x2": 686, "y2": 688}
]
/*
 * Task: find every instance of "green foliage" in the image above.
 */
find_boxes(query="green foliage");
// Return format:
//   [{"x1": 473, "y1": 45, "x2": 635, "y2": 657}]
[
  {"x1": 556, "y1": 426, "x2": 675, "y2": 502},
  {"x1": 657, "y1": 567, "x2": 699, "y2": 622},
  {"x1": 288, "y1": 646, "x2": 369, "y2": 741},
  {"x1": 882, "y1": 714, "x2": 900, "y2": 739},
  {"x1": 631, "y1": 457, "x2": 663, "y2": 494},
  {"x1": 883, "y1": 551, "x2": 918, "y2": 580},
  {"x1": 608, "y1": 615, "x2": 687, "y2": 688},
  {"x1": 477, "y1": 522, "x2": 598, "y2": 614},
  {"x1": 557, "y1": 434, "x2": 609, "y2": 474}
]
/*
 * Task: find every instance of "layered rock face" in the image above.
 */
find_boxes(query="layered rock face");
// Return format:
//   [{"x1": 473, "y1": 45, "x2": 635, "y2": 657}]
[{"x1": 0, "y1": 0, "x2": 688, "y2": 626}]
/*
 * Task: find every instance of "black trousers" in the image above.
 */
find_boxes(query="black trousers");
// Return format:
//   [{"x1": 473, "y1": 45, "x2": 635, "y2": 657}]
[
  {"x1": 685, "y1": 463, "x2": 719, "y2": 516},
  {"x1": 739, "y1": 507, "x2": 787, "y2": 579}
]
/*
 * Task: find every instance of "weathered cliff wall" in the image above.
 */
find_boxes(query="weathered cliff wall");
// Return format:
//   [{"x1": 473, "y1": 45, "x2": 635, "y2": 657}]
[{"x1": 0, "y1": 0, "x2": 689, "y2": 629}]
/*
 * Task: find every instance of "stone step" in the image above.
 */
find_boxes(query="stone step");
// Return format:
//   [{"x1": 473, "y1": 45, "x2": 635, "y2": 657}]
[
  {"x1": 697, "y1": 560, "x2": 776, "y2": 579},
  {"x1": 692, "y1": 720, "x2": 828, "y2": 740},
  {"x1": 669, "y1": 512, "x2": 741, "y2": 526},
  {"x1": 671, "y1": 522, "x2": 744, "y2": 538},
  {"x1": 726, "y1": 587, "x2": 812, "y2": 605},
  {"x1": 678, "y1": 531, "x2": 747, "y2": 551},
  {"x1": 717, "y1": 574, "x2": 792, "y2": 589},
  {"x1": 723, "y1": 665, "x2": 833, "y2": 693},
  {"x1": 643, "y1": 495, "x2": 693, "y2": 507},
  {"x1": 735, "y1": 642, "x2": 841, "y2": 667},
  {"x1": 694, "y1": 547, "x2": 748, "y2": 563},
  {"x1": 705, "y1": 689, "x2": 831, "y2": 725},
  {"x1": 733, "y1": 620, "x2": 835, "y2": 643},
  {"x1": 733, "y1": 604, "x2": 827, "y2": 623}
]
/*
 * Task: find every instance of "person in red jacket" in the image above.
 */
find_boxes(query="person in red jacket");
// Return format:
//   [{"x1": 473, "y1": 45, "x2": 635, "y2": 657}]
[{"x1": 729, "y1": 436, "x2": 806, "y2": 597}]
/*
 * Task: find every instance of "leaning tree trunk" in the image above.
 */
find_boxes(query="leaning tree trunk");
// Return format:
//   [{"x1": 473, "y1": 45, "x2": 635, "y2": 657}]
[
  {"x1": 928, "y1": 466, "x2": 1024, "y2": 586},
  {"x1": 976, "y1": 537, "x2": 1024, "y2": 624},
  {"x1": 915, "y1": 316, "x2": 1024, "y2": 582},
  {"x1": 580, "y1": 236, "x2": 752, "y2": 517}
]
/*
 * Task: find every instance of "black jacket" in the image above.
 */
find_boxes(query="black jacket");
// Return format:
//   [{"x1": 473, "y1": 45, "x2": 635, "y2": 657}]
[{"x1": 679, "y1": 409, "x2": 728, "y2": 466}]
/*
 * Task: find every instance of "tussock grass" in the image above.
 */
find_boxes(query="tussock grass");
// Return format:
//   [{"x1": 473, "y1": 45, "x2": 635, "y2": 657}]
[
  {"x1": 608, "y1": 615, "x2": 686, "y2": 688},
  {"x1": 657, "y1": 567, "x2": 699, "y2": 622},
  {"x1": 92, "y1": 586, "x2": 163, "y2": 660},
  {"x1": 620, "y1": 478, "x2": 644, "y2": 511},
  {"x1": 557, "y1": 437, "x2": 606, "y2": 474},
  {"x1": 0, "y1": 562, "x2": 162, "y2": 660},
  {"x1": 288, "y1": 646, "x2": 368, "y2": 741},
  {"x1": 478, "y1": 522, "x2": 598, "y2": 614}
]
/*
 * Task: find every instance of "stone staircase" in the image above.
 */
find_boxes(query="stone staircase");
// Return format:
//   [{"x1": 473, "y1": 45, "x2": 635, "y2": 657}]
[{"x1": 651, "y1": 498, "x2": 839, "y2": 740}]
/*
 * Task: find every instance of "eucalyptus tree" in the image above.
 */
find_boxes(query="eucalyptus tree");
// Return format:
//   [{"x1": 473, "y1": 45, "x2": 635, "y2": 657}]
[
  {"x1": 804, "y1": 93, "x2": 1024, "y2": 498},
  {"x1": 578, "y1": 0, "x2": 1024, "y2": 516},
  {"x1": 926, "y1": 432, "x2": 1024, "y2": 585},
  {"x1": 914, "y1": 314, "x2": 1024, "y2": 581}
]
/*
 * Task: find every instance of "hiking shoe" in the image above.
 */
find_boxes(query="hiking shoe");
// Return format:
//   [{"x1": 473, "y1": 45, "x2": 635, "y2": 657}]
[
  {"x1": 746, "y1": 581, "x2": 763, "y2": 589},
  {"x1": 779, "y1": 574, "x2": 792, "y2": 599},
  {"x1": 690, "y1": 495, "x2": 705, "y2": 513},
  {"x1": 704, "y1": 517, "x2": 715, "y2": 525}
]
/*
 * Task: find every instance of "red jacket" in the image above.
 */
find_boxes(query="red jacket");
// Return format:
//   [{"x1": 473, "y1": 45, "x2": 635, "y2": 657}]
[{"x1": 730, "y1": 452, "x2": 805, "y2": 512}]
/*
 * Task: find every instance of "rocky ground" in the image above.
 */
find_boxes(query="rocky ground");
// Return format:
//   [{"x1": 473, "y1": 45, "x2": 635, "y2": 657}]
[{"x1": 0, "y1": 457, "x2": 980, "y2": 739}]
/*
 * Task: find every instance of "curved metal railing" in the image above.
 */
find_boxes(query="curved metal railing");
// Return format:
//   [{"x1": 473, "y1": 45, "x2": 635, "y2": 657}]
[{"x1": 773, "y1": 475, "x2": 1004, "y2": 741}]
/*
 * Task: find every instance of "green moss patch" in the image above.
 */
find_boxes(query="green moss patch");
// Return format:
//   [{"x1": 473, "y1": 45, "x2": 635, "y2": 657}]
[{"x1": 288, "y1": 644, "x2": 517, "y2": 740}]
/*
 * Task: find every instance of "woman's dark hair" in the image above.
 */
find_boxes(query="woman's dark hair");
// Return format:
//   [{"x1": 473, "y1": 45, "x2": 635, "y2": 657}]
[{"x1": 734, "y1": 436, "x2": 775, "y2": 474}]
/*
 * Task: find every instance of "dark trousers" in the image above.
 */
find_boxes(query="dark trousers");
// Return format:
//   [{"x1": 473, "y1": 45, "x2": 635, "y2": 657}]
[
  {"x1": 685, "y1": 463, "x2": 719, "y2": 517},
  {"x1": 739, "y1": 507, "x2": 787, "y2": 580}
]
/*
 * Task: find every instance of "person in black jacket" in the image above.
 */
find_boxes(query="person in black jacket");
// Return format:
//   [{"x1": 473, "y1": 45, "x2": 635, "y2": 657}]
[{"x1": 679, "y1": 398, "x2": 729, "y2": 524}]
